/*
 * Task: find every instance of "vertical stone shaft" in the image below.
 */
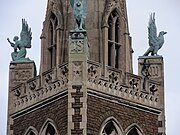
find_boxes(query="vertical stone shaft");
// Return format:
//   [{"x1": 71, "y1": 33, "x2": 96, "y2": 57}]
[
  {"x1": 68, "y1": 31, "x2": 88, "y2": 135},
  {"x1": 138, "y1": 56, "x2": 165, "y2": 135},
  {"x1": 7, "y1": 62, "x2": 36, "y2": 135},
  {"x1": 110, "y1": 22, "x2": 116, "y2": 68}
]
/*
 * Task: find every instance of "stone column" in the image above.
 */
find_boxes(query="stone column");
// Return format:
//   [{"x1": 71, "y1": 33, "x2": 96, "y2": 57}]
[
  {"x1": 56, "y1": 26, "x2": 63, "y2": 65},
  {"x1": 102, "y1": 26, "x2": 108, "y2": 77},
  {"x1": 138, "y1": 56, "x2": 165, "y2": 135},
  {"x1": 110, "y1": 22, "x2": 116, "y2": 68},
  {"x1": 68, "y1": 31, "x2": 88, "y2": 135},
  {"x1": 40, "y1": 32, "x2": 47, "y2": 74},
  {"x1": 7, "y1": 61, "x2": 36, "y2": 135}
]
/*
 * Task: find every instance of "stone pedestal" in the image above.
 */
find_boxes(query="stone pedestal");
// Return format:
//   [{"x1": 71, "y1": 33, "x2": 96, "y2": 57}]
[
  {"x1": 68, "y1": 31, "x2": 88, "y2": 135},
  {"x1": 7, "y1": 61, "x2": 36, "y2": 135},
  {"x1": 138, "y1": 56, "x2": 165, "y2": 135}
]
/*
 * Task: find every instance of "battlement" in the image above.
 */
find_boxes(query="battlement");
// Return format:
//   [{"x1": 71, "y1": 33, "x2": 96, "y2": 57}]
[
  {"x1": 10, "y1": 60, "x2": 161, "y2": 115},
  {"x1": 11, "y1": 63, "x2": 68, "y2": 114},
  {"x1": 87, "y1": 60, "x2": 160, "y2": 109}
]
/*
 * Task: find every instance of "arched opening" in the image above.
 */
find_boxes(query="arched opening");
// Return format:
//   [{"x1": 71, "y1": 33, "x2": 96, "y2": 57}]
[
  {"x1": 24, "y1": 126, "x2": 38, "y2": 135},
  {"x1": 39, "y1": 119, "x2": 59, "y2": 135},
  {"x1": 107, "y1": 9, "x2": 121, "y2": 69},
  {"x1": 45, "y1": 124, "x2": 56, "y2": 135},
  {"x1": 125, "y1": 124, "x2": 143, "y2": 135},
  {"x1": 29, "y1": 132, "x2": 36, "y2": 135},
  {"x1": 127, "y1": 128, "x2": 139, "y2": 135},
  {"x1": 48, "y1": 13, "x2": 58, "y2": 69},
  {"x1": 102, "y1": 121, "x2": 118, "y2": 135},
  {"x1": 100, "y1": 117, "x2": 123, "y2": 135}
]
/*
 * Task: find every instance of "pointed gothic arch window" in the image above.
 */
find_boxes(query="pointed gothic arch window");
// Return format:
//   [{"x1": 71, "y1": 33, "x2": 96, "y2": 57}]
[
  {"x1": 24, "y1": 126, "x2": 38, "y2": 135},
  {"x1": 125, "y1": 124, "x2": 143, "y2": 135},
  {"x1": 100, "y1": 118, "x2": 123, "y2": 135},
  {"x1": 48, "y1": 13, "x2": 58, "y2": 69},
  {"x1": 45, "y1": 123, "x2": 56, "y2": 135},
  {"x1": 127, "y1": 128, "x2": 139, "y2": 135},
  {"x1": 29, "y1": 132, "x2": 36, "y2": 135},
  {"x1": 39, "y1": 119, "x2": 59, "y2": 135},
  {"x1": 107, "y1": 9, "x2": 121, "y2": 69}
]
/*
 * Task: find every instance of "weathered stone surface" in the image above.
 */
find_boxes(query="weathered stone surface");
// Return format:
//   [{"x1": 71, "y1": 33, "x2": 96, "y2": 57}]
[
  {"x1": 7, "y1": 0, "x2": 165, "y2": 135},
  {"x1": 13, "y1": 96, "x2": 67, "y2": 135},
  {"x1": 87, "y1": 95, "x2": 159, "y2": 135}
]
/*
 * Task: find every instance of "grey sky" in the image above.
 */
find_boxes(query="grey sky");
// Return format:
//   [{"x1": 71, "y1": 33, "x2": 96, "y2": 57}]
[{"x1": 0, "y1": 0, "x2": 179, "y2": 135}]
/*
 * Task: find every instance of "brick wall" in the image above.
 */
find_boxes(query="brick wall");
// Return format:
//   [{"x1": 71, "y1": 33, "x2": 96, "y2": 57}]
[
  {"x1": 13, "y1": 96, "x2": 68, "y2": 135},
  {"x1": 87, "y1": 94, "x2": 158, "y2": 135}
]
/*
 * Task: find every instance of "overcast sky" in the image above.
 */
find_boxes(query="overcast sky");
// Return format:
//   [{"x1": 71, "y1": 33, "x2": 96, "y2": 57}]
[{"x1": 0, "y1": 0, "x2": 180, "y2": 135}]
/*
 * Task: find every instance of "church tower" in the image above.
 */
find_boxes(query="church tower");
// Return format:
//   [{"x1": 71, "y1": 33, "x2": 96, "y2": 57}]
[{"x1": 7, "y1": 0, "x2": 165, "y2": 135}]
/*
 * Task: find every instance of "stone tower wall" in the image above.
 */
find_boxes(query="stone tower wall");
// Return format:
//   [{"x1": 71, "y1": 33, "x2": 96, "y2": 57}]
[
  {"x1": 13, "y1": 96, "x2": 67, "y2": 135},
  {"x1": 7, "y1": 0, "x2": 165, "y2": 135}
]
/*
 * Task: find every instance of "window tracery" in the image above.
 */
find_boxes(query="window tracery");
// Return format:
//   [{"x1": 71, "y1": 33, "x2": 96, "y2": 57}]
[
  {"x1": 48, "y1": 13, "x2": 58, "y2": 69},
  {"x1": 100, "y1": 118, "x2": 123, "y2": 135},
  {"x1": 107, "y1": 9, "x2": 121, "y2": 68}
]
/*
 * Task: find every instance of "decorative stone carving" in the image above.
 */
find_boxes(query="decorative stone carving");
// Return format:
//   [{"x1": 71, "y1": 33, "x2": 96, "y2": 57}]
[
  {"x1": 129, "y1": 77, "x2": 140, "y2": 91},
  {"x1": 73, "y1": 62, "x2": 82, "y2": 81},
  {"x1": 141, "y1": 59, "x2": 150, "y2": 78},
  {"x1": 149, "y1": 65, "x2": 160, "y2": 78},
  {"x1": 57, "y1": 65, "x2": 69, "y2": 85},
  {"x1": 12, "y1": 83, "x2": 26, "y2": 98},
  {"x1": 61, "y1": 65, "x2": 68, "y2": 77},
  {"x1": 28, "y1": 81, "x2": 36, "y2": 91},
  {"x1": 87, "y1": 64, "x2": 99, "y2": 83},
  {"x1": 108, "y1": 71, "x2": 119, "y2": 85},
  {"x1": 70, "y1": 39, "x2": 84, "y2": 53},
  {"x1": 149, "y1": 83, "x2": 158, "y2": 95},
  {"x1": 12, "y1": 70, "x2": 32, "y2": 82},
  {"x1": 140, "y1": 59, "x2": 150, "y2": 90},
  {"x1": 45, "y1": 73, "x2": 53, "y2": 84}
]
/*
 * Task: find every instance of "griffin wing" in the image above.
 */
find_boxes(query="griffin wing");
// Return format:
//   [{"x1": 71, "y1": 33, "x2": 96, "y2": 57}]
[
  {"x1": 148, "y1": 13, "x2": 158, "y2": 47},
  {"x1": 82, "y1": 0, "x2": 88, "y2": 18},
  {"x1": 20, "y1": 19, "x2": 32, "y2": 48}
]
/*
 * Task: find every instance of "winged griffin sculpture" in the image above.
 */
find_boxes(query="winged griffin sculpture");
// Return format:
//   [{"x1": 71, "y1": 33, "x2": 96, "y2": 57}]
[
  {"x1": 70, "y1": 0, "x2": 88, "y2": 30},
  {"x1": 7, "y1": 19, "x2": 32, "y2": 62},
  {"x1": 143, "y1": 13, "x2": 167, "y2": 56}
]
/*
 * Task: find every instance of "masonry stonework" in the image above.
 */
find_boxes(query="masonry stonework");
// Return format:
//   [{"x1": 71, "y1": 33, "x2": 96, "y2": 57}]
[
  {"x1": 13, "y1": 96, "x2": 68, "y2": 135},
  {"x1": 7, "y1": 0, "x2": 166, "y2": 135},
  {"x1": 87, "y1": 95, "x2": 158, "y2": 135}
]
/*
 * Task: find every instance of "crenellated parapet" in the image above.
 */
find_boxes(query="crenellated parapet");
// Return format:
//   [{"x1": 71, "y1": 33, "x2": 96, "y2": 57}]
[
  {"x1": 10, "y1": 59, "x2": 161, "y2": 115},
  {"x1": 10, "y1": 64, "x2": 68, "y2": 114},
  {"x1": 87, "y1": 61, "x2": 161, "y2": 109}
]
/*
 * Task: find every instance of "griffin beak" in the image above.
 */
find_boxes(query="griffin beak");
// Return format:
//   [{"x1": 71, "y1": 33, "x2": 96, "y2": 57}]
[{"x1": 164, "y1": 32, "x2": 167, "y2": 34}]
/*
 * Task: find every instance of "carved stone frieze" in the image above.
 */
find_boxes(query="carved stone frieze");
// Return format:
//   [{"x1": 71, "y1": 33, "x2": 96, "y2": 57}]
[
  {"x1": 43, "y1": 68, "x2": 57, "y2": 87},
  {"x1": 108, "y1": 71, "x2": 119, "y2": 85},
  {"x1": 27, "y1": 76, "x2": 40, "y2": 92},
  {"x1": 57, "y1": 64, "x2": 69, "y2": 84},
  {"x1": 149, "y1": 65, "x2": 160, "y2": 78},
  {"x1": 87, "y1": 64, "x2": 99, "y2": 83},
  {"x1": 44, "y1": 73, "x2": 53, "y2": 84},
  {"x1": 129, "y1": 78, "x2": 139, "y2": 90},
  {"x1": 12, "y1": 83, "x2": 26, "y2": 98},
  {"x1": 12, "y1": 70, "x2": 32, "y2": 82}
]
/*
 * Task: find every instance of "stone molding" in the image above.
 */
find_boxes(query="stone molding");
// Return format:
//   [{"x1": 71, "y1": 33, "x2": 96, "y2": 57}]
[{"x1": 11, "y1": 64, "x2": 68, "y2": 113}]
